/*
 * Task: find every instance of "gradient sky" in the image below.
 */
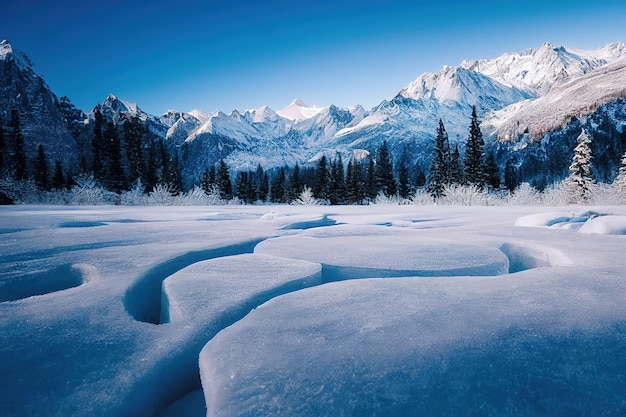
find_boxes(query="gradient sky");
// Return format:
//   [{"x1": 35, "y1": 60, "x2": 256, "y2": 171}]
[{"x1": 4, "y1": 0, "x2": 625, "y2": 115}]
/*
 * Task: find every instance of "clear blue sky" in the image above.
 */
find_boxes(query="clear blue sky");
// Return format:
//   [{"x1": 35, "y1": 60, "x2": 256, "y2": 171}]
[{"x1": 4, "y1": 0, "x2": 625, "y2": 115}]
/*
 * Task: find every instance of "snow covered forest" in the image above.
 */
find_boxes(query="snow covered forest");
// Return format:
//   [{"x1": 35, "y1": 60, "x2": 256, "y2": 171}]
[{"x1": 2, "y1": 105, "x2": 626, "y2": 207}]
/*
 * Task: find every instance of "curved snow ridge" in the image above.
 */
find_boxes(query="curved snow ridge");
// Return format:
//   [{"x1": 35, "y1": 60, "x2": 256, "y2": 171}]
[
  {"x1": 200, "y1": 274, "x2": 626, "y2": 416},
  {"x1": 0, "y1": 263, "x2": 97, "y2": 302},
  {"x1": 123, "y1": 239, "x2": 265, "y2": 324},
  {"x1": 499, "y1": 242, "x2": 572, "y2": 272},
  {"x1": 254, "y1": 234, "x2": 510, "y2": 280}
]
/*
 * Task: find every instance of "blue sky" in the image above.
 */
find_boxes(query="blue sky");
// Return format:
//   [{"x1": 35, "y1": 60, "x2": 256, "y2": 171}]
[{"x1": 4, "y1": 0, "x2": 625, "y2": 115}]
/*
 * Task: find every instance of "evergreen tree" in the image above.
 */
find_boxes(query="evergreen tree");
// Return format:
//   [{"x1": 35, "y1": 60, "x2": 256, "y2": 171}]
[
  {"x1": 375, "y1": 141, "x2": 396, "y2": 197},
  {"x1": 287, "y1": 163, "x2": 302, "y2": 201},
  {"x1": 504, "y1": 158, "x2": 518, "y2": 193},
  {"x1": 52, "y1": 160, "x2": 65, "y2": 190},
  {"x1": 397, "y1": 154, "x2": 411, "y2": 199},
  {"x1": 615, "y1": 151, "x2": 626, "y2": 201},
  {"x1": 270, "y1": 167, "x2": 286, "y2": 203},
  {"x1": 449, "y1": 144, "x2": 464, "y2": 185},
  {"x1": 366, "y1": 157, "x2": 377, "y2": 199},
  {"x1": 427, "y1": 120, "x2": 450, "y2": 199},
  {"x1": 0, "y1": 125, "x2": 4, "y2": 174},
  {"x1": 415, "y1": 169, "x2": 426, "y2": 188},
  {"x1": 144, "y1": 142, "x2": 159, "y2": 192},
  {"x1": 201, "y1": 166, "x2": 216, "y2": 194},
  {"x1": 484, "y1": 151, "x2": 501, "y2": 190},
  {"x1": 9, "y1": 109, "x2": 26, "y2": 180},
  {"x1": 236, "y1": 171, "x2": 252, "y2": 202},
  {"x1": 168, "y1": 153, "x2": 183, "y2": 194},
  {"x1": 34, "y1": 144, "x2": 48, "y2": 190},
  {"x1": 314, "y1": 155, "x2": 330, "y2": 201},
  {"x1": 255, "y1": 164, "x2": 268, "y2": 202},
  {"x1": 92, "y1": 107, "x2": 105, "y2": 180},
  {"x1": 216, "y1": 159, "x2": 232, "y2": 199},
  {"x1": 329, "y1": 154, "x2": 345, "y2": 204},
  {"x1": 102, "y1": 121, "x2": 126, "y2": 192},
  {"x1": 464, "y1": 106, "x2": 486, "y2": 188},
  {"x1": 565, "y1": 129, "x2": 595, "y2": 203},
  {"x1": 123, "y1": 115, "x2": 144, "y2": 182}
]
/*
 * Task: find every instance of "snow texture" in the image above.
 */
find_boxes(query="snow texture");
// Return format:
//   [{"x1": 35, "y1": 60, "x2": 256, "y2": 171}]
[{"x1": 1, "y1": 204, "x2": 626, "y2": 417}]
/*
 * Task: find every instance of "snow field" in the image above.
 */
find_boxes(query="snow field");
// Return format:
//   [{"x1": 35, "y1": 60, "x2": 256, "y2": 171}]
[{"x1": 1, "y1": 205, "x2": 626, "y2": 417}]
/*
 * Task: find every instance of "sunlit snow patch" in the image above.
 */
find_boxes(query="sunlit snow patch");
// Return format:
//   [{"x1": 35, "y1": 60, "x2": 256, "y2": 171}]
[
  {"x1": 578, "y1": 215, "x2": 626, "y2": 235},
  {"x1": 515, "y1": 211, "x2": 603, "y2": 230},
  {"x1": 254, "y1": 234, "x2": 509, "y2": 280}
]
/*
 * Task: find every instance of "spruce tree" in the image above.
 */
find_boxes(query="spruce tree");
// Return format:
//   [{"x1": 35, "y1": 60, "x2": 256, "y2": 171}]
[
  {"x1": 10, "y1": 109, "x2": 26, "y2": 180},
  {"x1": 367, "y1": 157, "x2": 377, "y2": 199},
  {"x1": 329, "y1": 154, "x2": 345, "y2": 204},
  {"x1": 464, "y1": 106, "x2": 486, "y2": 188},
  {"x1": 504, "y1": 158, "x2": 518, "y2": 193},
  {"x1": 449, "y1": 144, "x2": 464, "y2": 185},
  {"x1": 375, "y1": 141, "x2": 396, "y2": 197},
  {"x1": 123, "y1": 115, "x2": 144, "y2": 182},
  {"x1": 52, "y1": 160, "x2": 65, "y2": 190},
  {"x1": 0, "y1": 125, "x2": 4, "y2": 175},
  {"x1": 270, "y1": 167, "x2": 286, "y2": 203},
  {"x1": 216, "y1": 159, "x2": 232, "y2": 199},
  {"x1": 427, "y1": 120, "x2": 450, "y2": 199},
  {"x1": 34, "y1": 144, "x2": 48, "y2": 190},
  {"x1": 144, "y1": 142, "x2": 159, "y2": 192},
  {"x1": 615, "y1": 151, "x2": 626, "y2": 201},
  {"x1": 565, "y1": 129, "x2": 595, "y2": 203},
  {"x1": 92, "y1": 107, "x2": 105, "y2": 180},
  {"x1": 255, "y1": 164, "x2": 268, "y2": 202},
  {"x1": 287, "y1": 163, "x2": 302, "y2": 201},
  {"x1": 484, "y1": 151, "x2": 501, "y2": 190},
  {"x1": 103, "y1": 121, "x2": 126, "y2": 192},
  {"x1": 314, "y1": 155, "x2": 330, "y2": 201},
  {"x1": 398, "y1": 155, "x2": 411, "y2": 199}
]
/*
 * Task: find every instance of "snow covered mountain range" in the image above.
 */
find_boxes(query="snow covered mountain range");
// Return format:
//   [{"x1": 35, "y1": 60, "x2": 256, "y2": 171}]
[{"x1": 2, "y1": 39, "x2": 626, "y2": 184}]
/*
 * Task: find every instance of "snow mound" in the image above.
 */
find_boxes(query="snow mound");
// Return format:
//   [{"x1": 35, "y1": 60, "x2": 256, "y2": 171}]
[
  {"x1": 579, "y1": 215, "x2": 626, "y2": 235},
  {"x1": 161, "y1": 254, "x2": 322, "y2": 323},
  {"x1": 514, "y1": 211, "x2": 602, "y2": 230},
  {"x1": 254, "y1": 234, "x2": 509, "y2": 279},
  {"x1": 200, "y1": 274, "x2": 626, "y2": 417}
]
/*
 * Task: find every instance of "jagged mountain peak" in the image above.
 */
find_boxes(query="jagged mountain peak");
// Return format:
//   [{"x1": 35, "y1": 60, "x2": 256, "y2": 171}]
[
  {"x1": 277, "y1": 98, "x2": 322, "y2": 121},
  {"x1": 0, "y1": 40, "x2": 32, "y2": 72}
]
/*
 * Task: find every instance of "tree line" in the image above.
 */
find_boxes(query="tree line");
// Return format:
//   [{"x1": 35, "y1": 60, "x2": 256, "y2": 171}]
[{"x1": 2, "y1": 103, "x2": 625, "y2": 205}]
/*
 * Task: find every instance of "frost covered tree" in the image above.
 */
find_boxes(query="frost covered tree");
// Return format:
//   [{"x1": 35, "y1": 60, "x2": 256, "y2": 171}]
[
  {"x1": 464, "y1": 106, "x2": 486, "y2": 188},
  {"x1": 565, "y1": 129, "x2": 595, "y2": 203},
  {"x1": 427, "y1": 119, "x2": 451, "y2": 199},
  {"x1": 614, "y1": 151, "x2": 626, "y2": 201}
]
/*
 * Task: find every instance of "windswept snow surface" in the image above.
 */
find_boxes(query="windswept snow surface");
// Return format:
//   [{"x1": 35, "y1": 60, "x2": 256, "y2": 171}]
[{"x1": 1, "y1": 205, "x2": 626, "y2": 417}]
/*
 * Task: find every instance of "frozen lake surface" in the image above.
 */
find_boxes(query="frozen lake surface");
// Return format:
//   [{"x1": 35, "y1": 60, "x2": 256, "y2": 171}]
[{"x1": 1, "y1": 204, "x2": 626, "y2": 416}]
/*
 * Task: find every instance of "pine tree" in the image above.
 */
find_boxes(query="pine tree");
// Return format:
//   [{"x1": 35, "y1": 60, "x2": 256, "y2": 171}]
[
  {"x1": 216, "y1": 159, "x2": 232, "y2": 199},
  {"x1": 52, "y1": 160, "x2": 65, "y2": 190},
  {"x1": 236, "y1": 171, "x2": 251, "y2": 202},
  {"x1": 449, "y1": 144, "x2": 464, "y2": 185},
  {"x1": 504, "y1": 158, "x2": 518, "y2": 193},
  {"x1": 144, "y1": 142, "x2": 159, "y2": 192},
  {"x1": 375, "y1": 141, "x2": 396, "y2": 197},
  {"x1": 10, "y1": 109, "x2": 26, "y2": 180},
  {"x1": 464, "y1": 106, "x2": 486, "y2": 188},
  {"x1": 0, "y1": 125, "x2": 5, "y2": 175},
  {"x1": 398, "y1": 154, "x2": 411, "y2": 199},
  {"x1": 427, "y1": 120, "x2": 451, "y2": 199},
  {"x1": 92, "y1": 106, "x2": 105, "y2": 180},
  {"x1": 615, "y1": 151, "x2": 626, "y2": 201},
  {"x1": 484, "y1": 151, "x2": 501, "y2": 190},
  {"x1": 102, "y1": 121, "x2": 126, "y2": 192},
  {"x1": 201, "y1": 166, "x2": 215, "y2": 194},
  {"x1": 34, "y1": 144, "x2": 48, "y2": 190},
  {"x1": 287, "y1": 163, "x2": 302, "y2": 201},
  {"x1": 123, "y1": 115, "x2": 144, "y2": 182},
  {"x1": 329, "y1": 154, "x2": 345, "y2": 204},
  {"x1": 565, "y1": 129, "x2": 595, "y2": 203},
  {"x1": 314, "y1": 155, "x2": 330, "y2": 201},
  {"x1": 367, "y1": 157, "x2": 377, "y2": 199},
  {"x1": 270, "y1": 167, "x2": 286, "y2": 202},
  {"x1": 255, "y1": 164, "x2": 268, "y2": 202}
]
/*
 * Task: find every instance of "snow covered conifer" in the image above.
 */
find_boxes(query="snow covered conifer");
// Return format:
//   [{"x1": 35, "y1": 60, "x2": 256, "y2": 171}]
[
  {"x1": 615, "y1": 151, "x2": 626, "y2": 202},
  {"x1": 565, "y1": 129, "x2": 595, "y2": 203},
  {"x1": 464, "y1": 106, "x2": 486, "y2": 189},
  {"x1": 427, "y1": 119, "x2": 450, "y2": 200}
]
